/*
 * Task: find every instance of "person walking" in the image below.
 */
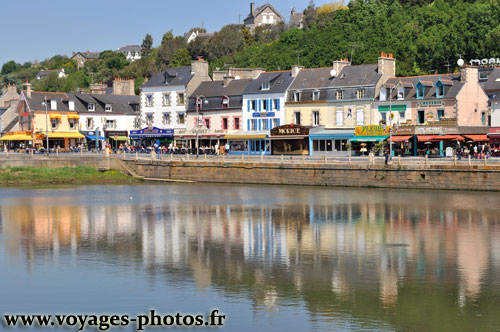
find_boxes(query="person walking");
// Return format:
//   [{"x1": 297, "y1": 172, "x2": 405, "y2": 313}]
[
  {"x1": 215, "y1": 143, "x2": 220, "y2": 155},
  {"x1": 384, "y1": 149, "x2": 390, "y2": 165}
]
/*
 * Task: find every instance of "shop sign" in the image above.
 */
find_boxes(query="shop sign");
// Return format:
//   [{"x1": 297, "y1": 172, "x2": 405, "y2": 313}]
[
  {"x1": 355, "y1": 125, "x2": 389, "y2": 136},
  {"x1": 378, "y1": 105, "x2": 406, "y2": 112},
  {"x1": 129, "y1": 127, "x2": 174, "y2": 138},
  {"x1": 415, "y1": 126, "x2": 458, "y2": 135},
  {"x1": 416, "y1": 100, "x2": 443, "y2": 108},
  {"x1": 394, "y1": 127, "x2": 415, "y2": 135},
  {"x1": 271, "y1": 124, "x2": 309, "y2": 136},
  {"x1": 252, "y1": 112, "x2": 275, "y2": 118},
  {"x1": 469, "y1": 58, "x2": 500, "y2": 66}
]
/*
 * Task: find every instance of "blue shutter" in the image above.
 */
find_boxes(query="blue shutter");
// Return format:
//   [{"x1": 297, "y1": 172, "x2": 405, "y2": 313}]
[
  {"x1": 258, "y1": 119, "x2": 261, "y2": 131},
  {"x1": 268, "y1": 99, "x2": 272, "y2": 111},
  {"x1": 268, "y1": 119, "x2": 272, "y2": 129},
  {"x1": 277, "y1": 99, "x2": 280, "y2": 111},
  {"x1": 247, "y1": 100, "x2": 250, "y2": 112},
  {"x1": 258, "y1": 99, "x2": 262, "y2": 111},
  {"x1": 247, "y1": 119, "x2": 250, "y2": 131},
  {"x1": 277, "y1": 118, "x2": 280, "y2": 126}
]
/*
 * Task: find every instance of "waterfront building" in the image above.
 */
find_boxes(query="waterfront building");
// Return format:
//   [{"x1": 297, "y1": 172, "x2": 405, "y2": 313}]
[
  {"x1": 138, "y1": 60, "x2": 211, "y2": 147},
  {"x1": 186, "y1": 76, "x2": 252, "y2": 153},
  {"x1": 376, "y1": 66, "x2": 489, "y2": 156},
  {"x1": 241, "y1": 70, "x2": 295, "y2": 154},
  {"x1": 480, "y1": 68, "x2": 500, "y2": 148}
]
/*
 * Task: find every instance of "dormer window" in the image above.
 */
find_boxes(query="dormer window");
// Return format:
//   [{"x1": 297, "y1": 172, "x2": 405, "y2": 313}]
[
  {"x1": 380, "y1": 88, "x2": 387, "y2": 101},
  {"x1": 222, "y1": 96, "x2": 229, "y2": 108},
  {"x1": 105, "y1": 104, "x2": 112, "y2": 112},
  {"x1": 416, "y1": 82, "x2": 425, "y2": 99},
  {"x1": 313, "y1": 91, "x2": 320, "y2": 101},
  {"x1": 294, "y1": 92, "x2": 300, "y2": 102},
  {"x1": 397, "y1": 86, "x2": 404, "y2": 100},
  {"x1": 68, "y1": 101, "x2": 75, "y2": 111},
  {"x1": 88, "y1": 103, "x2": 95, "y2": 112},
  {"x1": 356, "y1": 89, "x2": 364, "y2": 99},
  {"x1": 336, "y1": 90, "x2": 343, "y2": 100},
  {"x1": 50, "y1": 100, "x2": 57, "y2": 110},
  {"x1": 436, "y1": 81, "x2": 444, "y2": 98},
  {"x1": 261, "y1": 82, "x2": 270, "y2": 90}
]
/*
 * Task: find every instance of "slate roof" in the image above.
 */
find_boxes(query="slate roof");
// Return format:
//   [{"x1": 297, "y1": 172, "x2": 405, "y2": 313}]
[
  {"x1": 36, "y1": 69, "x2": 64, "y2": 79},
  {"x1": 73, "y1": 51, "x2": 101, "y2": 59},
  {"x1": 289, "y1": 68, "x2": 334, "y2": 90},
  {"x1": 118, "y1": 45, "x2": 141, "y2": 53},
  {"x1": 329, "y1": 64, "x2": 381, "y2": 87},
  {"x1": 243, "y1": 71, "x2": 294, "y2": 95},
  {"x1": 187, "y1": 79, "x2": 252, "y2": 111},
  {"x1": 140, "y1": 67, "x2": 194, "y2": 88},
  {"x1": 244, "y1": 3, "x2": 284, "y2": 22},
  {"x1": 481, "y1": 68, "x2": 500, "y2": 92},
  {"x1": 380, "y1": 74, "x2": 463, "y2": 101}
]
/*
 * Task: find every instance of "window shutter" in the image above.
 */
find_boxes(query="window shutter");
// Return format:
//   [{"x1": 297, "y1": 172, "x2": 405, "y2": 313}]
[
  {"x1": 277, "y1": 99, "x2": 280, "y2": 111},
  {"x1": 277, "y1": 118, "x2": 280, "y2": 126},
  {"x1": 247, "y1": 119, "x2": 250, "y2": 130},
  {"x1": 258, "y1": 119, "x2": 261, "y2": 131},
  {"x1": 268, "y1": 99, "x2": 272, "y2": 111},
  {"x1": 258, "y1": 99, "x2": 262, "y2": 111},
  {"x1": 247, "y1": 100, "x2": 250, "y2": 112}
]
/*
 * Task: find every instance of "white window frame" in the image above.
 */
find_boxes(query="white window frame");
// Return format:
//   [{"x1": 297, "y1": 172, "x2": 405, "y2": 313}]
[
  {"x1": 177, "y1": 93, "x2": 185, "y2": 105},
  {"x1": 106, "y1": 119, "x2": 115, "y2": 129},
  {"x1": 356, "y1": 109, "x2": 364, "y2": 125},
  {"x1": 313, "y1": 111, "x2": 320, "y2": 126},
  {"x1": 50, "y1": 100, "x2": 57, "y2": 110},
  {"x1": 146, "y1": 94, "x2": 153, "y2": 107},
  {"x1": 397, "y1": 86, "x2": 404, "y2": 100},
  {"x1": 68, "y1": 101, "x2": 75, "y2": 111},
  {"x1": 163, "y1": 93, "x2": 171, "y2": 106},
  {"x1": 313, "y1": 91, "x2": 320, "y2": 101},
  {"x1": 88, "y1": 103, "x2": 95, "y2": 112},
  {"x1": 380, "y1": 88, "x2": 387, "y2": 101},
  {"x1": 294, "y1": 92, "x2": 300, "y2": 102},
  {"x1": 178, "y1": 113, "x2": 185, "y2": 124},
  {"x1": 105, "y1": 104, "x2": 112, "y2": 112},
  {"x1": 261, "y1": 82, "x2": 270, "y2": 90},
  {"x1": 336, "y1": 110, "x2": 343, "y2": 126}
]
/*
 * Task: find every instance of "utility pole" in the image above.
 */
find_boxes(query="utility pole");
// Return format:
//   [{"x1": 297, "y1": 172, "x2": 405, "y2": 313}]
[
  {"x1": 444, "y1": 61, "x2": 451, "y2": 74},
  {"x1": 349, "y1": 44, "x2": 358, "y2": 63}
]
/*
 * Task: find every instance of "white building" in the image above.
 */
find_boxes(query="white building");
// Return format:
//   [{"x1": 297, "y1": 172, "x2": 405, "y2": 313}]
[{"x1": 118, "y1": 45, "x2": 142, "y2": 62}]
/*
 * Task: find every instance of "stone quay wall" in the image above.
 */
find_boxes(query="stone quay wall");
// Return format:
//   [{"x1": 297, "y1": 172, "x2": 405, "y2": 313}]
[
  {"x1": 0, "y1": 155, "x2": 113, "y2": 170},
  {"x1": 122, "y1": 159, "x2": 500, "y2": 191}
]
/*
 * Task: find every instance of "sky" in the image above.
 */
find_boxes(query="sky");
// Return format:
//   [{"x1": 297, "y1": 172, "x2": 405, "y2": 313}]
[{"x1": 0, "y1": 0, "x2": 338, "y2": 68}]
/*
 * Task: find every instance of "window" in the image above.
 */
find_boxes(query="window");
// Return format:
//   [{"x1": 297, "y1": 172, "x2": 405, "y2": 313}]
[
  {"x1": 437, "y1": 109, "x2": 444, "y2": 120},
  {"x1": 313, "y1": 111, "x2": 320, "y2": 126},
  {"x1": 234, "y1": 117, "x2": 240, "y2": 130},
  {"x1": 380, "y1": 88, "x2": 387, "y2": 101},
  {"x1": 313, "y1": 140, "x2": 334, "y2": 152},
  {"x1": 356, "y1": 89, "x2": 364, "y2": 99},
  {"x1": 294, "y1": 112, "x2": 301, "y2": 125},
  {"x1": 50, "y1": 100, "x2": 57, "y2": 110},
  {"x1": 178, "y1": 113, "x2": 185, "y2": 124},
  {"x1": 87, "y1": 118, "x2": 93, "y2": 129},
  {"x1": 294, "y1": 92, "x2": 300, "y2": 102},
  {"x1": 146, "y1": 94, "x2": 153, "y2": 107},
  {"x1": 416, "y1": 83, "x2": 424, "y2": 99},
  {"x1": 88, "y1": 103, "x2": 95, "y2": 111},
  {"x1": 222, "y1": 96, "x2": 229, "y2": 108},
  {"x1": 251, "y1": 100, "x2": 257, "y2": 110},
  {"x1": 269, "y1": 13, "x2": 274, "y2": 23},
  {"x1": 163, "y1": 113, "x2": 170, "y2": 125},
  {"x1": 68, "y1": 101, "x2": 75, "y2": 111},
  {"x1": 356, "y1": 109, "x2": 364, "y2": 125},
  {"x1": 397, "y1": 87, "x2": 404, "y2": 100},
  {"x1": 436, "y1": 82, "x2": 444, "y2": 98},
  {"x1": 313, "y1": 91, "x2": 320, "y2": 101},
  {"x1": 273, "y1": 118, "x2": 278, "y2": 127},
  {"x1": 105, "y1": 104, "x2": 112, "y2": 112},
  {"x1": 69, "y1": 119, "x2": 75, "y2": 130},
  {"x1": 399, "y1": 111, "x2": 406, "y2": 122},
  {"x1": 380, "y1": 112, "x2": 387, "y2": 122},
  {"x1": 223, "y1": 118, "x2": 228, "y2": 130},
  {"x1": 51, "y1": 119, "x2": 57, "y2": 130},
  {"x1": 146, "y1": 113, "x2": 153, "y2": 125},
  {"x1": 163, "y1": 94, "x2": 171, "y2": 106},
  {"x1": 336, "y1": 110, "x2": 343, "y2": 126},
  {"x1": 177, "y1": 93, "x2": 185, "y2": 105},
  {"x1": 336, "y1": 90, "x2": 343, "y2": 100},
  {"x1": 262, "y1": 13, "x2": 268, "y2": 23},
  {"x1": 482, "y1": 111, "x2": 486, "y2": 125},
  {"x1": 262, "y1": 119, "x2": 269, "y2": 130},
  {"x1": 261, "y1": 82, "x2": 270, "y2": 90},
  {"x1": 273, "y1": 99, "x2": 279, "y2": 110},
  {"x1": 263, "y1": 99, "x2": 269, "y2": 111},
  {"x1": 418, "y1": 110, "x2": 425, "y2": 124},
  {"x1": 106, "y1": 120, "x2": 115, "y2": 129},
  {"x1": 251, "y1": 119, "x2": 258, "y2": 131},
  {"x1": 204, "y1": 118, "x2": 210, "y2": 129}
]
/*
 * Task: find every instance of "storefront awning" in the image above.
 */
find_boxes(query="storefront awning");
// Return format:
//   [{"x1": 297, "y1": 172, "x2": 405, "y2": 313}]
[
  {"x1": 86, "y1": 135, "x2": 105, "y2": 141},
  {"x1": 67, "y1": 114, "x2": 80, "y2": 119},
  {"x1": 49, "y1": 114, "x2": 62, "y2": 119},
  {"x1": 224, "y1": 131, "x2": 269, "y2": 140},
  {"x1": 43, "y1": 132, "x2": 85, "y2": 139},
  {"x1": 270, "y1": 135, "x2": 308, "y2": 140},
  {"x1": 431, "y1": 135, "x2": 464, "y2": 141},
  {"x1": 0, "y1": 134, "x2": 33, "y2": 141},
  {"x1": 390, "y1": 135, "x2": 412, "y2": 143},
  {"x1": 350, "y1": 136, "x2": 389, "y2": 142},
  {"x1": 416, "y1": 135, "x2": 440, "y2": 141},
  {"x1": 110, "y1": 136, "x2": 129, "y2": 141},
  {"x1": 463, "y1": 134, "x2": 488, "y2": 142}
]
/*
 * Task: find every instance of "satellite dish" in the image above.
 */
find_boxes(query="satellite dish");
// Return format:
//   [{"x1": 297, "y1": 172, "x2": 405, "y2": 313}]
[
  {"x1": 330, "y1": 69, "x2": 337, "y2": 77},
  {"x1": 457, "y1": 58, "x2": 464, "y2": 67}
]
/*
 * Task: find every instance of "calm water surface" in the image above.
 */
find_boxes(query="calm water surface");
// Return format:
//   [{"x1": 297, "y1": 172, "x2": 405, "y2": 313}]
[{"x1": 1, "y1": 184, "x2": 500, "y2": 331}]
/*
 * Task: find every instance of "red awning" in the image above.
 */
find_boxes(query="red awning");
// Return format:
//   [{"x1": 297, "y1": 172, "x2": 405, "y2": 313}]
[
  {"x1": 488, "y1": 127, "x2": 500, "y2": 136},
  {"x1": 430, "y1": 135, "x2": 464, "y2": 141},
  {"x1": 391, "y1": 135, "x2": 412, "y2": 143},
  {"x1": 463, "y1": 135, "x2": 488, "y2": 142},
  {"x1": 416, "y1": 135, "x2": 440, "y2": 142}
]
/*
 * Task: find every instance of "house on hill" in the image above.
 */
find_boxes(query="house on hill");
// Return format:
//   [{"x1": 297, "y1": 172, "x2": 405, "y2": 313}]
[
  {"x1": 71, "y1": 51, "x2": 101, "y2": 69},
  {"x1": 118, "y1": 45, "x2": 141, "y2": 62},
  {"x1": 244, "y1": 2, "x2": 283, "y2": 31}
]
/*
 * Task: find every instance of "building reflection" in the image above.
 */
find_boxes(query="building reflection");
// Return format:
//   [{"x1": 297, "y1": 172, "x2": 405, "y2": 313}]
[{"x1": 1, "y1": 189, "x2": 500, "y2": 330}]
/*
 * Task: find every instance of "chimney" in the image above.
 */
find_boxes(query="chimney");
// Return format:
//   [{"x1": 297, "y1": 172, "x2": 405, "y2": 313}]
[
  {"x1": 191, "y1": 59, "x2": 209, "y2": 77},
  {"x1": 378, "y1": 52, "x2": 396, "y2": 78},
  {"x1": 72, "y1": 51, "x2": 75, "y2": 56},
  {"x1": 460, "y1": 65, "x2": 478, "y2": 83},
  {"x1": 332, "y1": 58, "x2": 350, "y2": 75},
  {"x1": 212, "y1": 71, "x2": 226, "y2": 81},
  {"x1": 250, "y1": 2, "x2": 255, "y2": 15},
  {"x1": 7, "y1": 84, "x2": 17, "y2": 96},
  {"x1": 292, "y1": 65, "x2": 304, "y2": 78},
  {"x1": 23, "y1": 80, "x2": 31, "y2": 98},
  {"x1": 144, "y1": 76, "x2": 149, "y2": 83}
]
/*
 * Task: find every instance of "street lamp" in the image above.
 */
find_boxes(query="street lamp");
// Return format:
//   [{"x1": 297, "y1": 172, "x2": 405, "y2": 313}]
[
  {"x1": 43, "y1": 97, "x2": 49, "y2": 156},
  {"x1": 195, "y1": 95, "x2": 208, "y2": 157},
  {"x1": 385, "y1": 83, "x2": 396, "y2": 159}
]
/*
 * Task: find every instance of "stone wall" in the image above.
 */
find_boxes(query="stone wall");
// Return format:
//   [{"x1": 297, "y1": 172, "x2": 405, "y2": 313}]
[
  {"x1": 123, "y1": 159, "x2": 500, "y2": 191},
  {"x1": 0, "y1": 155, "x2": 114, "y2": 170}
]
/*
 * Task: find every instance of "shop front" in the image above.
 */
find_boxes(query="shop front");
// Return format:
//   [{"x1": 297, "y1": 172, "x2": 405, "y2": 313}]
[
  {"x1": 129, "y1": 127, "x2": 174, "y2": 148},
  {"x1": 81, "y1": 130, "x2": 106, "y2": 150},
  {"x1": 308, "y1": 128, "x2": 354, "y2": 156},
  {"x1": 270, "y1": 125, "x2": 309, "y2": 155},
  {"x1": 105, "y1": 130, "x2": 129, "y2": 149},
  {"x1": 488, "y1": 128, "x2": 500, "y2": 154},
  {"x1": 349, "y1": 126, "x2": 389, "y2": 155},
  {"x1": 41, "y1": 132, "x2": 85, "y2": 150},
  {"x1": 224, "y1": 131, "x2": 270, "y2": 155},
  {"x1": 0, "y1": 131, "x2": 38, "y2": 150}
]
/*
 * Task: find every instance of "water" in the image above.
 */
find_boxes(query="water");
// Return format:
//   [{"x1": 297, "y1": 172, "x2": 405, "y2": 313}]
[{"x1": 1, "y1": 184, "x2": 500, "y2": 331}]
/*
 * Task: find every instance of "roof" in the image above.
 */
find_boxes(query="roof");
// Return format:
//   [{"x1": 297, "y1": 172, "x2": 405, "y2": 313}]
[
  {"x1": 187, "y1": 79, "x2": 252, "y2": 111},
  {"x1": 118, "y1": 45, "x2": 141, "y2": 53},
  {"x1": 289, "y1": 10, "x2": 304, "y2": 27},
  {"x1": 382, "y1": 74, "x2": 463, "y2": 100},
  {"x1": 329, "y1": 64, "x2": 381, "y2": 87},
  {"x1": 244, "y1": 3, "x2": 284, "y2": 22},
  {"x1": 140, "y1": 67, "x2": 194, "y2": 88},
  {"x1": 243, "y1": 71, "x2": 295, "y2": 95},
  {"x1": 72, "y1": 51, "x2": 101, "y2": 59},
  {"x1": 36, "y1": 69, "x2": 63, "y2": 78},
  {"x1": 481, "y1": 68, "x2": 500, "y2": 92},
  {"x1": 289, "y1": 68, "x2": 335, "y2": 90}
]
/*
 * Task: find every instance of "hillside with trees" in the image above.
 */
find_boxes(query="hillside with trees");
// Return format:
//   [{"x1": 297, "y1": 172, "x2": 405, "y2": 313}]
[{"x1": 1, "y1": 0, "x2": 499, "y2": 94}]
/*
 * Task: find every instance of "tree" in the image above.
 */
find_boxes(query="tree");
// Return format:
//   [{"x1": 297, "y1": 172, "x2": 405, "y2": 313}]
[
  {"x1": 206, "y1": 24, "x2": 245, "y2": 61},
  {"x1": 161, "y1": 30, "x2": 174, "y2": 45},
  {"x1": 189, "y1": 27, "x2": 207, "y2": 34},
  {"x1": 303, "y1": 0, "x2": 318, "y2": 30},
  {"x1": 157, "y1": 36, "x2": 187, "y2": 69},
  {"x1": 1, "y1": 61, "x2": 20, "y2": 75},
  {"x1": 170, "y1": 48, "x2": 192, "y2": 68},
  {"x1": 141, "y1": 34, "x2": 153, "y2": 56}
]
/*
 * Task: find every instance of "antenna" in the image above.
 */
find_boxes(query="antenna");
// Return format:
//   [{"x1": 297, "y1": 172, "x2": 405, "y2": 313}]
[
  {"x1": 444, "y1": 61, "x2": 451, "y2": 73},
  {"x1": 295, "y1": 50, "x2": 302, "y2": 66},
  {"x1": 349, "y1": 44, "x2": 358, "y2": 63}
]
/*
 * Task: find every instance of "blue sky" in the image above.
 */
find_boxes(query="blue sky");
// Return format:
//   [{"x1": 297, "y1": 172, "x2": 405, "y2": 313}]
[{"x1": 1, "y1": 0, "x2": 338, "y2": 68}]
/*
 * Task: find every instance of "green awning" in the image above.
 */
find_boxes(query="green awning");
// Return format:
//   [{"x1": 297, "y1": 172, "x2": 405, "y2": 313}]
[
  {"x1": 349, "y1": 135, "x2": 389, "y2": 142},
  {"x1": 111, "y1": 136, "x2": 129, "y2": 141}
]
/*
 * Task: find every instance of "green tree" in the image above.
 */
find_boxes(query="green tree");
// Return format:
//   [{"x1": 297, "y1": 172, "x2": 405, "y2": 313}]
[
  {"x1": 161, "y1": 30, "x2": 174, "y2": 45},
  {"x1": 1, "y1": 61, "x2": 20, "y2": 75},
  {"x1": 157, "y1": 36, "x2": 186, "y2": 69},
  {"x1": 170, "y1": 48, "x2": 192, "y2": 67},
  {"x1": 141, "y1": 34, "x2": 153, "y2": 56}
]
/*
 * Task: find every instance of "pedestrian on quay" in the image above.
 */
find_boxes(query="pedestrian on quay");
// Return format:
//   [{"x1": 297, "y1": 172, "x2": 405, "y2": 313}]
[
  {"x1": 384, "y1": 149, "x2": 389, "y2": 165},
  {"x1": 456, "y1": 143, "x2": 462, "y2": 160},
  {"x1": 474, "y1": 145, "x2": 478, "y2": 158},
  {"x1": 215, "y1": 143, "x2": 219, "y2": 155},
  {"x1": 225, "y1": 142, "x2": 230, "y2": 155}
]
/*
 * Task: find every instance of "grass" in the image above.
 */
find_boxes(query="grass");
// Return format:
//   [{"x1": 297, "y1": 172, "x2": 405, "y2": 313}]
[{"x1": 0, "y1": 166, "x2": 139, "y2": 185}]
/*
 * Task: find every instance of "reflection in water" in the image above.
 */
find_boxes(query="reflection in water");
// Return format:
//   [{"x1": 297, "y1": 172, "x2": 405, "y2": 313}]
[{"x1": 1, "y1": 185, "x2": 500, "y2": 331}]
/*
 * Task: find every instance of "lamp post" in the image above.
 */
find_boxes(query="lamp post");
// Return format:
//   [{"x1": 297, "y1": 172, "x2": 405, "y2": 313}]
[
  {"x1": 43, "y1": 97, "x2": 49, "y2": 156},
  {"x1": 386, "y1": 84, "x2": 395, "y2": 159},
  {"x1": 195, "y1": 95, "x2": 207, "y2": 157}
]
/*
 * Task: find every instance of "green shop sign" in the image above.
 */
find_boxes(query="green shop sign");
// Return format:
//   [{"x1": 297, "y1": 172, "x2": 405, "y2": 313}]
[{"x1": 378, "y1": 105, "x2": 406, "y2": 112}]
